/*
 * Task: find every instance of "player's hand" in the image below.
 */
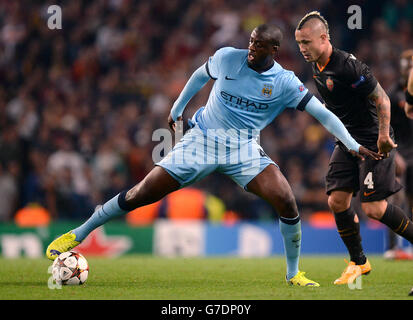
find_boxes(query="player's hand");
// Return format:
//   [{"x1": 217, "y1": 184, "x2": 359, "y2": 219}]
[
  {"x1": 377, "y1": 135, "x2": 397, "y2": 158},
  {"x1": 350, "y1": 146, "x2": 382, "y2": 161},
  {"x1": 168, "y1": 114, "x2": 182, "y2": 132}
]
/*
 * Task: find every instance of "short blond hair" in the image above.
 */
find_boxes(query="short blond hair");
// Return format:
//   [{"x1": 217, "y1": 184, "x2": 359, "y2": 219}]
[{"x1": 296, "y1": 11, "x2": 330, "y2": 40}]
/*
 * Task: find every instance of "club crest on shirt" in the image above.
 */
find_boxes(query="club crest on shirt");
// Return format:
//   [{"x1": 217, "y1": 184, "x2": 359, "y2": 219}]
[
  {"x1": 261, "y1": 84, "x2": 273, "y2": 98},
  {"x1": 326, "y1": 77, "x2": 334, "y2": 91}
]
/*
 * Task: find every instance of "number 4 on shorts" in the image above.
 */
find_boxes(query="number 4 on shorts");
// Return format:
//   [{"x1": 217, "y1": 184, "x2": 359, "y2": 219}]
[{"x1": 364, "y1": 171, "x2": 374, "y2": 189}]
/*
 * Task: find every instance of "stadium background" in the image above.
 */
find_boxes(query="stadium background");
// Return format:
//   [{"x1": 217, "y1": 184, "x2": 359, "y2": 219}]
[{"x1": 0, "y1": 0, "x2": 412, "y2": 258}]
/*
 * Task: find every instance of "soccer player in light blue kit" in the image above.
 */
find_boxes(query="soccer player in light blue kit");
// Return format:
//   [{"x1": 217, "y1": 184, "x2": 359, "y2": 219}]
[{"x1": 46, "y1": 25, "x2": 381, "y2": 287}]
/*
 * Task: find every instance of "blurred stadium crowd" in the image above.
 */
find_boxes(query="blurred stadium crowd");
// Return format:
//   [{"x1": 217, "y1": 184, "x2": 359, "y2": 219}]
[{"x1": 0, "y1": 0, "x2": 412, "y2": 222}]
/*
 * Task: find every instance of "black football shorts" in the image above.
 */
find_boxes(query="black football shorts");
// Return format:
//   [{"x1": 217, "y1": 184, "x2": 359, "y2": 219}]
[{"x1": 325, "y1": 143, "x2": 402, "y2": 202}]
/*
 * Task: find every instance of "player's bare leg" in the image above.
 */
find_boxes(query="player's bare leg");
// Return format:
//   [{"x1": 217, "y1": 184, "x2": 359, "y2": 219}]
[
  {"x1": 247, "y1": 164, "x2": 299, "y2": 219},
  {"x1": 361, "y1": 200, "x2": 387, "y2": 220},
  {"x1": 328, "y1": 189, "x2": 353, "y2": 213},
  {"x1": 46, "y1": 166, "x2": 180, "y2": 260},
  {"x1": 246, "y1": 164, "x2": 319, "y2": 287},
  {"x1": 362, "y1": 199, "x2": 413, "y2": 245},
  {"x1": 124, "y1": 166, "x2": 181, "y2": 208},
  {"x1": 384, "y1": 192, "x2": 413, "y2": 260}
]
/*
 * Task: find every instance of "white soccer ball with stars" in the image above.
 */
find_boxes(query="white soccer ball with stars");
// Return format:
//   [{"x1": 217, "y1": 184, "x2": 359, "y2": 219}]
[{"x1": 52, "y1": 251, "x2": 89, "y2": 285}]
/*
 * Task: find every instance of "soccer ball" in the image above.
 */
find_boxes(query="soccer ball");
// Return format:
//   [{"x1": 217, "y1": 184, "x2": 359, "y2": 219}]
[{"x1": 52, "y1": 251, "x2": 89, "y2": 285}]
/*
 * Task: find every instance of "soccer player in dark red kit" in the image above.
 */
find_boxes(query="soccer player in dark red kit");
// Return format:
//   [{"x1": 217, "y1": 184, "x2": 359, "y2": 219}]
[{"x1": 295, "y1": 11, "x2": 413, "y2": 284}]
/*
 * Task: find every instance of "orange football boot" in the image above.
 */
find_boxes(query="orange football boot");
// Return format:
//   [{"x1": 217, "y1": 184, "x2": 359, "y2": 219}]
[{"x1": 333, "y1": 259, "x2": 371, "y2": 285}]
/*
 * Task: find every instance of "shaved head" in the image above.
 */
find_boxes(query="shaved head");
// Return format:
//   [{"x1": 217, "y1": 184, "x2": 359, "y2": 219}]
[
  {"x1": 299, "y1": 18, "x2": 329, "y2": 39},
  {"x1": 296, "y1": 11, "x2": 330, "y2": 40},
  {"x1": 295, "y1": 11, "x2": 332, "y2": 64}
]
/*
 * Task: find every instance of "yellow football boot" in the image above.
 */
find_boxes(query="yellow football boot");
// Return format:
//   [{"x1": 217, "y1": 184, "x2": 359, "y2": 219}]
[
  {"x1": 333, "y1": 259, "x2": 371, "y2": 285},
  {"x1": 287, "y1": 271, "x2": 320, "y2": 287},
  {"x1": 46, "y1": 231, "x2": 80, "y2": 260}
]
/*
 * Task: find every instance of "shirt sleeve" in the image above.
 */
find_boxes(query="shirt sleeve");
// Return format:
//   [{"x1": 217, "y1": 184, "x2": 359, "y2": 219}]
[
  {"x1": 346, "y1": 54, "x2": 378, "y2": 97},
  {"x1": 283, "y1": 72, "x2": 314, "y2": 111},
  {"x1": 205, "y1": 47, "x2": 232, "y2": 80},
  {"x1": 170, "y1": 63, "x2": 211, "y2": 121},
  {"x1": 305, "y1": 96, "x2": 360, "y2": 152}
]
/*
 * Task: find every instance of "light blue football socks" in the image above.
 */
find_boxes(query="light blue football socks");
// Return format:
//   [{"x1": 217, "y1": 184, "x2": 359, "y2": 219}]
[
  {"x1": 72, "y1": 193, "x2": 129, "y2": 242},
  {"x1": 279, "y1": 216, "x2": 301, "y2": 280}
]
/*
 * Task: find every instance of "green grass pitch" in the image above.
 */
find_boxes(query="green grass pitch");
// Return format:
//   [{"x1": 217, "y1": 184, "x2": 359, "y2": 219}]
[{"x1": 1, "y1": 255, "x2": 412, "y2": 300}]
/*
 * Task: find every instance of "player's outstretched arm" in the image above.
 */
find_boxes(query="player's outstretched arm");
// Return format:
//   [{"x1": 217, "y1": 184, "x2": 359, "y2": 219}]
[
  {"x1": 405, "y1": 67, "x2": 413, "y2": 119},
  {"x1": 168, "y1": 63, "x2": 211, "y2": 130},
  {"x1": 304, "y1": 96, "x2": 382, "y2": 161},
  {"x1": 367, "y1": 83, "x2": 398, "y2": 156}
]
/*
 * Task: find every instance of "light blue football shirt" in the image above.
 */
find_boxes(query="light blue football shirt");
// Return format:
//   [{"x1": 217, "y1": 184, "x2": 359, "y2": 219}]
[{"x1": 194, "y1": 47, "x2": 312, "y2": 139}]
